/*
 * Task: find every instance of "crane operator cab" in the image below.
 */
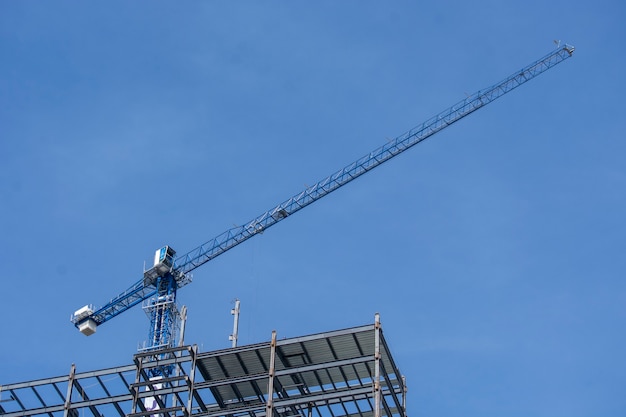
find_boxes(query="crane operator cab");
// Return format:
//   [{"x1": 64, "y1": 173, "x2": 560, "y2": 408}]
[{"x1": 143, "y1": 246, "x2": 176, "y2": 287}]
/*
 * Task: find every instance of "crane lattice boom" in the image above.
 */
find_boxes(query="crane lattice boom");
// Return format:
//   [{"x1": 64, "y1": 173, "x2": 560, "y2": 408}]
[{"x1": 72, "y1": 43, "x2": 574, "y2": 349}]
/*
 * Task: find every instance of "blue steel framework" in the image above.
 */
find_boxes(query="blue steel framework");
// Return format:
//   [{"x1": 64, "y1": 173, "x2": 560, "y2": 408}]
[
  {"x1": 1, "y1": 319, "x2": 405, "y2": 417},
  {"x1": 71, "y1": 44, "x2": 575, "y2": 351}
]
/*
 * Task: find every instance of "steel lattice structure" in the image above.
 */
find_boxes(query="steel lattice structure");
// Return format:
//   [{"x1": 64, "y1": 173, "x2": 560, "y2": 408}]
[
  {"x1": 3, "y1": 43, "x2": 576, "y2": 417},
  {"x1": 71, "y1": 43, "x2": 575, "y2": 353},
  {"x1": 1, "y1": 317, "x2": 406, "y2": 417}
]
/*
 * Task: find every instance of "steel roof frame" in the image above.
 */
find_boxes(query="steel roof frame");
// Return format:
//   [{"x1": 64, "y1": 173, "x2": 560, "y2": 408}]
[{"x1": 1, "y1": 316, "x2": 407, "y2": 417}]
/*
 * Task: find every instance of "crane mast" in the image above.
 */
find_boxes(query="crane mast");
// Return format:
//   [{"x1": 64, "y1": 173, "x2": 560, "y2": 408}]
[{"x1": 71, "y1": 43, "x2": 575, "y2": 354}]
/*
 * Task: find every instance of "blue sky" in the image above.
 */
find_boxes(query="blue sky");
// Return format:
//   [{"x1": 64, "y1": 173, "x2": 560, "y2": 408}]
[{"x1": 1, "y1": 1, "x2": 625, "y2": 416}]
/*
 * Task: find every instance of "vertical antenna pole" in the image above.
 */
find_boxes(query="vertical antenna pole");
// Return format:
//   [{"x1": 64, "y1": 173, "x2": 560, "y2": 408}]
[
  {"x1": 178, "y1": 305, "x2": 188, "y2": 347},
  {"x1": 229, "y1": 299, "x2": 241, "y2": 348}
]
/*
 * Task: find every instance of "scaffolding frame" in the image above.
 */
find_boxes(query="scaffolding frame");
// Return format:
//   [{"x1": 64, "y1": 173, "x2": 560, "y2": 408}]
[{"x1": 1, "y1": 317, "x2": 407, "y2": 417}]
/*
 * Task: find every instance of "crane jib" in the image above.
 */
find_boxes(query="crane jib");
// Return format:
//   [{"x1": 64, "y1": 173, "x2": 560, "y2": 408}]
[
  {"x1": 72, "y1": 43, "x2": 574, "y2": 334},
  {"x1": 173, "y1": 44, "x2": 574, "y2": 276}
]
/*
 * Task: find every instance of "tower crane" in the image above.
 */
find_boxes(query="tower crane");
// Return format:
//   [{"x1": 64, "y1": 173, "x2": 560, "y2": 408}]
[{"x1": 71, "y1": 43, "x2": 574, "y2": 355}]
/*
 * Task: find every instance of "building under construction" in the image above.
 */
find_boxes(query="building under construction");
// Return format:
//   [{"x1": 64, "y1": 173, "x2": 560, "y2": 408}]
[
  {"x1": 1, "y1": 44, "x2": 575, "y2": 417},
  {"x1": 0, "y1": 315, "x2": 407, "y2": 417}
]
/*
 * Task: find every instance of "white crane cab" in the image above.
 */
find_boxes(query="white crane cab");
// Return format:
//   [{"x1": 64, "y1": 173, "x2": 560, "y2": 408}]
[{"x1": 143, "y1": 246, "x2": 176, "y2": 287}]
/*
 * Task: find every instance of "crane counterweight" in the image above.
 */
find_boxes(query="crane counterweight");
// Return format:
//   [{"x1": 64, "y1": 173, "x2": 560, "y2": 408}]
[{"x1": 72, "y1": 305, "x2": 97, "y2": 335}]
